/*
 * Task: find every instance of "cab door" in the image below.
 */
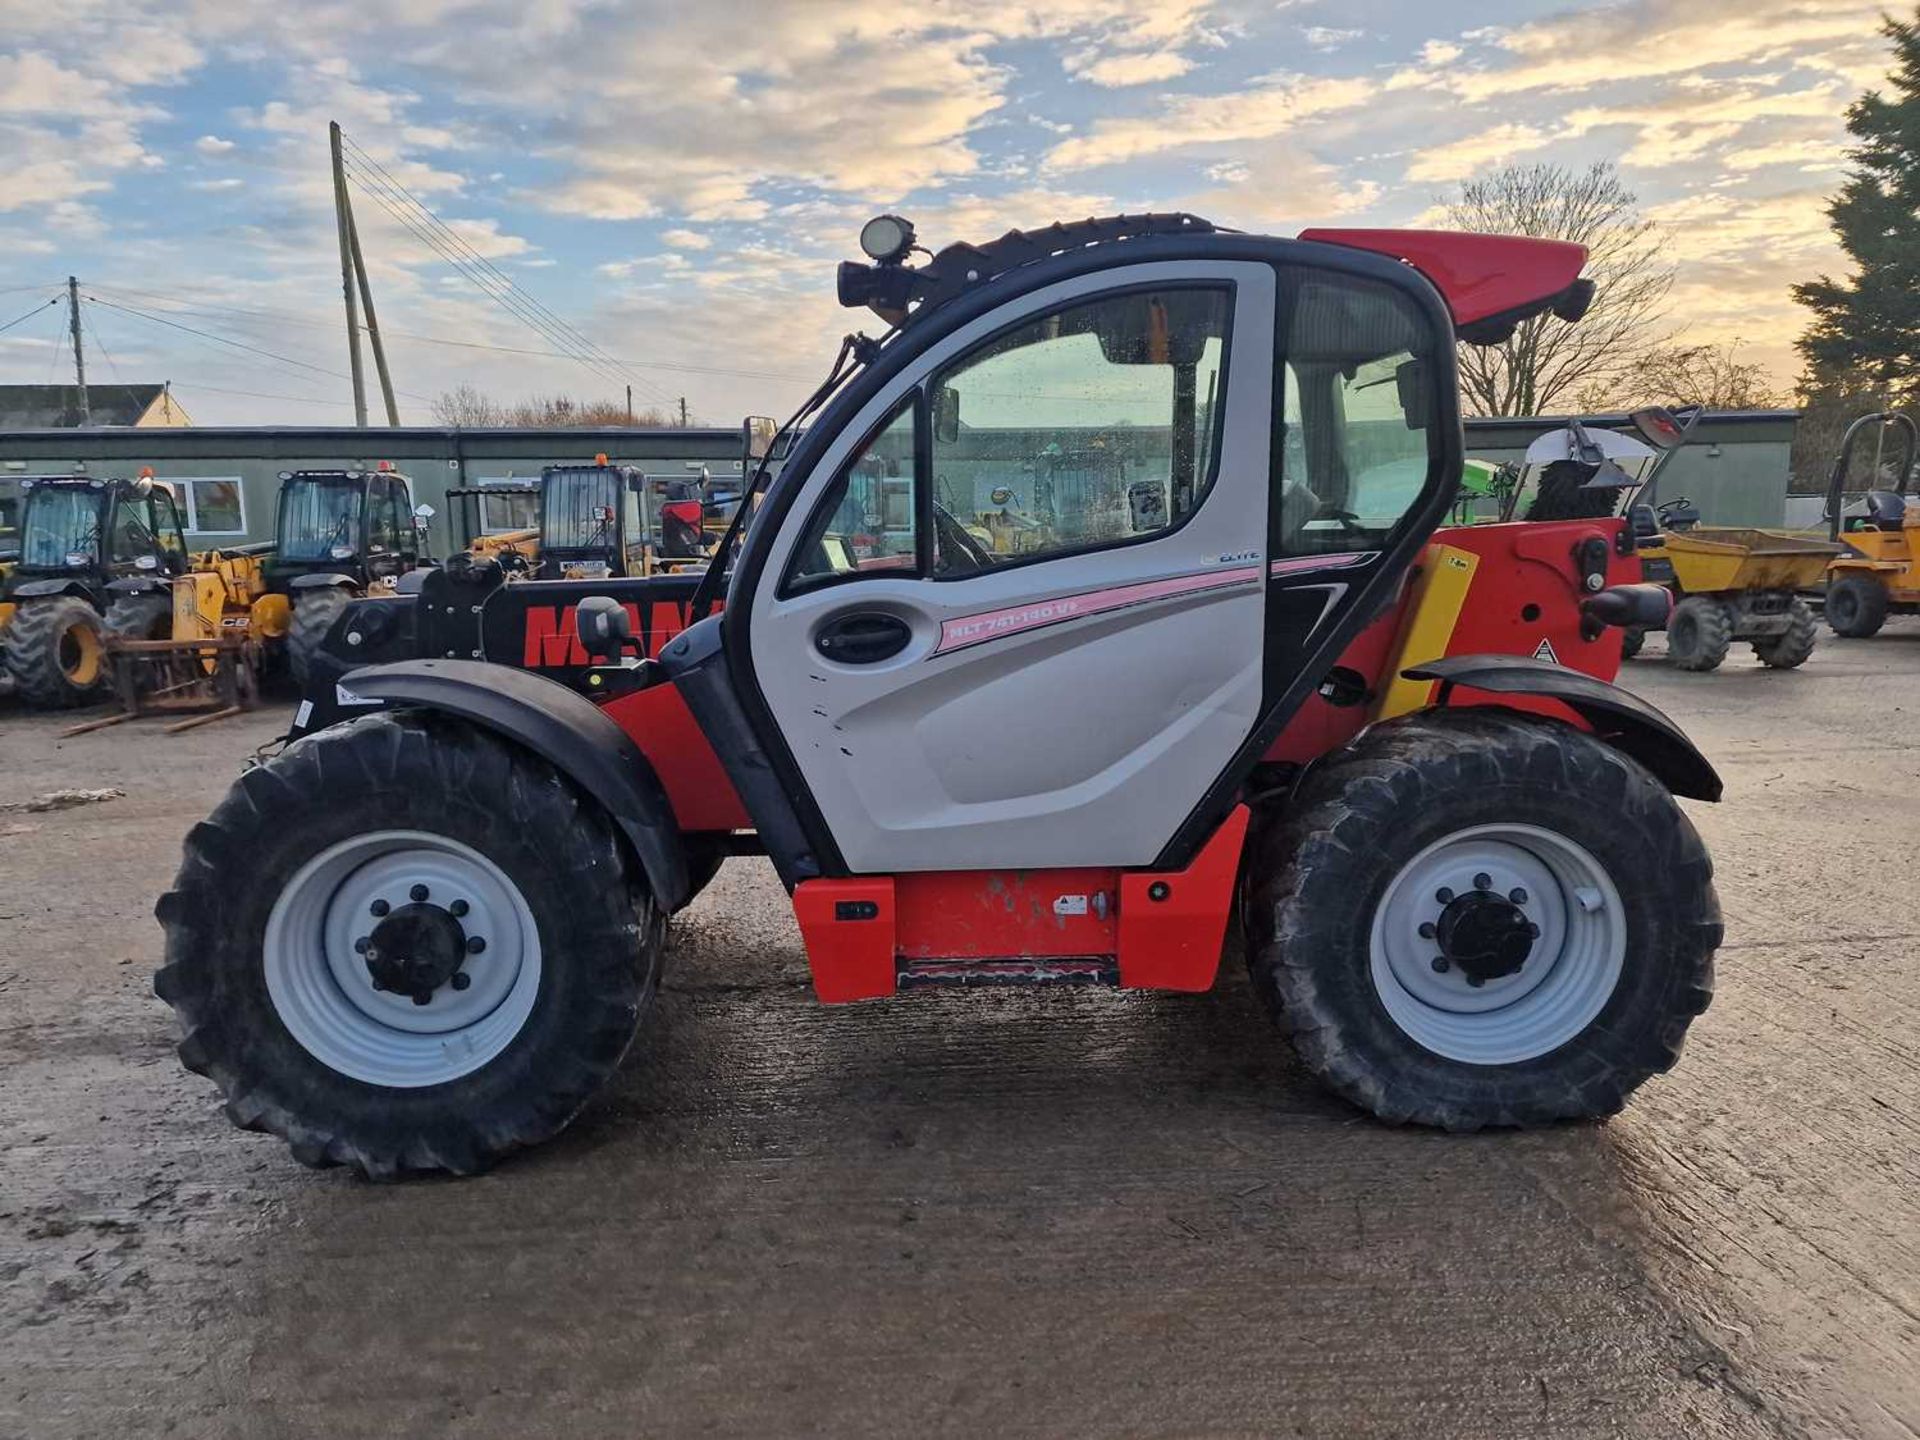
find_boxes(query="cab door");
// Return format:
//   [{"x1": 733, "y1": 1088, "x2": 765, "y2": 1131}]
[{"x1": 746, "y1": 262, "x2": 1272, "y2": 873}]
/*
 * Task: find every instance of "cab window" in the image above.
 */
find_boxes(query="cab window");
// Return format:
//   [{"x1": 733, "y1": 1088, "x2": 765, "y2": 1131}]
[
  {"x1": 785, "y1": 401, "x2": 919, "y2": 589},
  {"x1": 1277, "y1": 274, "x2": 1440, "y2": 554},
  {"x1": 929, "y1": 286, "x2": 1230, "y2": 574}
]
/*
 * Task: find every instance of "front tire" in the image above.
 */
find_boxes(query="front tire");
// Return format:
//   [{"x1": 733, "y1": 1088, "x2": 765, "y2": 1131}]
[
  {"x1": 1825, "y1": 574, "x2": 1888, "y2": 638},
  {"x1": 155, "y1": 711, "x2": 664, "y2": 1177},
  {"x1": 104, "y1": 591, "x2": 173, "y2": 642},
  {"x1": 1752, "y1": 596, "x2": 1817, "y2": 669},
  {"x1": 287, "y1": 587, "x2": 351, "y2": 689},
  {"x1": 1243, "y1": 707, "x2": 1719, "y2": 1129},
  {"x1": 3, "y1": 595, "x2": 107, "y2": 708},
  {"x1": 1666, "y1": 595, "x2": 1732, "y2": 671}
]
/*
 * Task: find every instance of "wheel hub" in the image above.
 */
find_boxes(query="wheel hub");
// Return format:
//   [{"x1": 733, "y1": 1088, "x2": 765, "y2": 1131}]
[
  {"x1": 362, "y1": 900, "x2": 475, "y2": 1004},
  {"x1": 1434, "y1": 890, "x2": 1535, "y2": 983}
]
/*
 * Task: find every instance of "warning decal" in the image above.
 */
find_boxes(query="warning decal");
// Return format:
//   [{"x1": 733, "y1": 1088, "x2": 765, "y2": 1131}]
[{"x1": 1532, "y1": 638, "x2": 1561, "y2": 665}]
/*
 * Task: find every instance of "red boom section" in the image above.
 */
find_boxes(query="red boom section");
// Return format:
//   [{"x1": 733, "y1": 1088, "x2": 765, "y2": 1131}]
[{"x1": 1300, "y1": 228, "x2": 1587, "y2": 329}]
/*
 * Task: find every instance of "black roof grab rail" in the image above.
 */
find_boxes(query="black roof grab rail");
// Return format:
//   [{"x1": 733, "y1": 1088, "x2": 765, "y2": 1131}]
[{"x1": 1824, "y1": 411, "x2": 1918, "y2": 542}]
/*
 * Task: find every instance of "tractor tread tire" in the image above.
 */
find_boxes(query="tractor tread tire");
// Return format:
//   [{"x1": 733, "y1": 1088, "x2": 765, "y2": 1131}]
[
  {"x1": 1825, "y1": 574, "x2": 1889, "y2": 639},
  {"x1": 287, "y1": 588, "x2": 351, "y2": 689},
  {"x1": 2, "y1": 596, "x2": 107, "y2": 708},
  {"x1": 1753, "y1": 596, "x2": 1817, "y2": 669},
  {"x1": 1242, "y1": 707, "x2": 1719, "y2": 1131},
  {"x1": 103, "y1": 592, "x2": 173, "y2": 642},
  {"x1": 155, "y1": 710, "x2": 664, "y2": 1179},
  {"x1": 1667, "y1": 595, "x2": 1733, "y2": 672}
]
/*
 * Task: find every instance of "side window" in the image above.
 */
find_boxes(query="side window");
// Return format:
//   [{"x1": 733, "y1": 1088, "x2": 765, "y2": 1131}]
[
  {"x1": 1277, "y1": 275, "x2": 1441, "y2": 554},
  {"x1": 930, "y1": 287, "x2": 1230, "y2": 573},
  {"x1": 374, "y1": 480, "x2": 407, "y2": 551},
  {"x1": 109, "y1": 496, "x2": 155, "y2": 561},
  {"x1": 785, "y1": 401, "x2": 918, "y2": 589}
]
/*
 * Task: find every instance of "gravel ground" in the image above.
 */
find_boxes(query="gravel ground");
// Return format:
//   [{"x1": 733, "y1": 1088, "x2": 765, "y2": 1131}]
[{"x1": 1, "y1": 624, "x2": 1916, "y2": 1439}]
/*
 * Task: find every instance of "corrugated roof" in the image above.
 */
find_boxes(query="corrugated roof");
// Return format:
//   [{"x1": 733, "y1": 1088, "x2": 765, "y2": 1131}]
[{"x1": 0, "y1": 383, "x2": 168, "y2": 427}]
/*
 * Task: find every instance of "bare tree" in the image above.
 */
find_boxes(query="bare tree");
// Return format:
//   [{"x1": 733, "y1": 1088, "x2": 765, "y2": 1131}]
[
  {"x1": 429, "y1": 387, "x2": 672, "y2": 427},
  {"x1": 1576, "y1": 339, "x2": 1785, "y2": 412},
  {"x1": 1444, "y1": 162, "x2": 1674, "y2": 416}
]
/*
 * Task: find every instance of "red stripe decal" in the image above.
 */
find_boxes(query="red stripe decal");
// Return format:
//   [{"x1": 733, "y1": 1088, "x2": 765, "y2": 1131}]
[
  {"x1": 1269, "y1": 551, "x2": 1373, "y2": 577},
  {"x1": 935, "y1": 565, "x2": 1262, "y2": 655}
]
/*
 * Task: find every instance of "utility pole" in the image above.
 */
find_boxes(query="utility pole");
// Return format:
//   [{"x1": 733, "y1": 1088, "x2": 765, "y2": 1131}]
[
  {"x1": 626, "y1": 384, "x2": 633, "y2": 425},
  {"x1": 67, "y1": 276, "x2": 90, "y2": 426},
  {"x1": 678, "y1": 396, "x2": 688, "y2": 427},
  {"x1": 346, "y1": 207, "x2": 401, "y2": 425},
  {"x1": 329, "y1": 121, "x2": 369, "y2": 427}
]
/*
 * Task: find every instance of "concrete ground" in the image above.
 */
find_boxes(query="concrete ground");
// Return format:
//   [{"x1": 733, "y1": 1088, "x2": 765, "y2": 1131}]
[{"x1": 1, "y1": 624, "x2": 1916, "y2": 1440}]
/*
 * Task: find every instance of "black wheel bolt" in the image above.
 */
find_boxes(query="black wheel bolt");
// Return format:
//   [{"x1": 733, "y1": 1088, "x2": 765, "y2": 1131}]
[
  {"x1": 354, "y1": 935, "x2": 370, "y2": 954},
  {"x1": 466, "y1": 936, "x2": 486, "y2": 955},
  {"x1": 1418, "y1": 922, "x2": 1437, "y2": 939},
  {"x1": 1430, "y1": 956, "x2": 1449, "y2": 973},
  {"x1": 370, "y1": 898, "x2": 390, "y2": 917},
  {"x1": 1528, "y1": 923, "x2": 1541, "y2": 938},
  {"x1": 411, "y1": 992, "x2": 432, "y2": 1006},
  {"x1": 449, "y1": 900, "x2": 469, "y2": 918},
  {"x1": 409, "y1": 884, "x2": 430, "y2": 903},
  {"x1": 369, "y1": 977, "x2": 386, "y2": 991},
  {"x1": 1509, "y1": 887, "x2": 1528, "y2": 905},
  {"x1": 1436, "y1": 887, "x2": 1454, "y2": 904},
  {"x1": 449, "y1": 972, "x2": 471, "y2": 991},
  {"x1": 1467, "y1": 975, "x2": 1485, "y2": 988},
  {"x1": 1474, "y1": 873, "x2": 1492, "y2": 891}
]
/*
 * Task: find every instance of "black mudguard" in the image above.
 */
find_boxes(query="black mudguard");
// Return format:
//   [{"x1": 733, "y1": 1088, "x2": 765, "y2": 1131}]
[
  {"x1": 1404, "y1": 653, "x2": 1722, "y2": 802},
  {"x1": 289, "y1": 572, "x2": 356, "y2": 590},
  {"x1": 9, "y1": 578, "x2": 92, "y2": 600},
  {"x1": 334, "y1": 659, "x2": 692, "y2": 910}
]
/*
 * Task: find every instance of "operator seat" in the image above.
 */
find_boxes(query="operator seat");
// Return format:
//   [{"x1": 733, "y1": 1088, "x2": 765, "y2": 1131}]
[{"x1": 1863, "y1": 490, "x2": 1908, "y2": 531}]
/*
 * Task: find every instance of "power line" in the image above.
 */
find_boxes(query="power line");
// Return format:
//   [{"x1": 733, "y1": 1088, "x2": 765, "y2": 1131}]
[
  {"x1": 169, "y1": 380, "x2": 363, "y2": 408},
  {"x1": 84, "y1": 282, "x2": 816, "y2": 384},
  {"x1": 337, "y1": 129, "x2": 677, "y2": 407},
  {"x1": 85, "y1": 294, "x2": 435, "y2": 404},
  {"x1": 0, "y1": 296, "x2": 60, "y2": 338}
]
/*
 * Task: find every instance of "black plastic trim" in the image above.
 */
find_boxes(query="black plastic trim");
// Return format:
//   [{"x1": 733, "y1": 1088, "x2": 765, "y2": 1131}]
[
  {"x1": 8, "y1": 578, "x2": 91, "y2": 599},
  {"x1": 338, "y1": 659, "x2": 694, "y2": 908},
  {"x1": 289, "y1": 572, "x2": 357, "y2": 590},
  {"x1": 1405, "y1": 653, "x2": 1722, "y2": 802}
]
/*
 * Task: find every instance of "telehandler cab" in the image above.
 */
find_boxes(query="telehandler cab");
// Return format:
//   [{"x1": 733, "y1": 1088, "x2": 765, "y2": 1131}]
[{"x1": 159, "y1": 214, "x2": 1723, "y2": 1177}]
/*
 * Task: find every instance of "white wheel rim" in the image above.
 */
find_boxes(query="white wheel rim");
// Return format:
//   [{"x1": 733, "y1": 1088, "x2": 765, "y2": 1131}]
[
  {"x1": 1368, "y1": 824, "x2": 1626, "y2": 1065},
  {"x1": 264, "y1": 829, "x2": 542, "y2": 1088}
]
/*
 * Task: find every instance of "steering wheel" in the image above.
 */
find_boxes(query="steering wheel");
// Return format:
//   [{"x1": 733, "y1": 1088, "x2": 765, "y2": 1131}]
[
  {"x1": 1656, "y1": 497, "x2": 1695, "y2": 517},
  {"x1": 932, "y1": 503, "x2": 994, "y2": 575}
]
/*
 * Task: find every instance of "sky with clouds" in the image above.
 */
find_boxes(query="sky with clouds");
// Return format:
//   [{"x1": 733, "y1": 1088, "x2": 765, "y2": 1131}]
[{"x1": 0, "y1": 0, "x2": 1893, "y2": 426}]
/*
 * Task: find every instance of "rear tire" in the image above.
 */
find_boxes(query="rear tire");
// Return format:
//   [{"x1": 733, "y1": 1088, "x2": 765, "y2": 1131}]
[
  {"x1": 155, "y1": 710, "x2": 664, "y2": 1178},
  {"x1": 1666, "y1": 595, "x2": 1732, "y2": 671},
  {"x1": 1243, "y1": 707, "x2": 1719, "y2": 1129},
  {"x1": 1752, "y1": 596, "x2": 1817, "y2": 669},
  {"x1": 3, "y1": 596, "x2": 107, "y2": 708},
  {"x1": 1825, "y1": 574, "x2": 1888, "y2": 638},
  {"x1": 287, "y1": 587, "x2": 351, "y2": 689}
]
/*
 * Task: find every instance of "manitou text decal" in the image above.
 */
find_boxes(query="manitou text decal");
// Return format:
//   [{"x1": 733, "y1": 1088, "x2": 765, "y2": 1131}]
[{"x1": 520, "y1": 599, "x2": 695, "y2": 668}]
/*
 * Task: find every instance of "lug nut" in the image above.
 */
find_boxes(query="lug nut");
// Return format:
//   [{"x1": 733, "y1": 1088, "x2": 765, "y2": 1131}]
[
  {"x1": 1418, "y1": 921, "x2": 1437, "y2": 939},
  {"x1": 1473, "y1": 873, "x2": 1491, "y2": 891},
  {"x1": 450, "y1": 972, "x2": 471, "y2": 991},
  {"x1": 449, "y1": 899, "x2": 469, "y2": 918},
  {"x1": 410, "y1": 884, "x2": 430, "y2": 903},
  {"x1": 1467, "y1": 975, "x2": 1485, "y2": 988},
  {"x1": 1436, "y1": 887, "x2": 1454, "y2": 904},
  {"x1": 354, "y1": 935, "x2": 371, "y2": 954},
  {"x1": 1528, "y1": 923, "x2": 1541, "y2": 938},
  {"x1": 411, "y1": 992, "x2": 432, "y2": 1006},
  {"x1": 1509, "y1": 887, "x2": 1528, "y2": 905},
  {"x1": 1430, "y1": 956, "x2": 1449, "y2": 974},
  {"x1": 466, "y1": 936, "x2": 486, "y2": 955},
  {"x1": 370, "y1": 898, "x2": 390, "y2": 917}
]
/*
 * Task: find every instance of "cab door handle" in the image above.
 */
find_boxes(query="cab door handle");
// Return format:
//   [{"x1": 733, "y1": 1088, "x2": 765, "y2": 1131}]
[{"x1": 815, "y1": 612, "x2": 912, "y2": 664}]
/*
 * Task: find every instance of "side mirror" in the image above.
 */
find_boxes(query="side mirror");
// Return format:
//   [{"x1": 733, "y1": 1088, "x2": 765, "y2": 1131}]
[
  {"x1": 1395, "y1": 359, "x2": 1431, "y2": 431},
  {"x1": 742, "y1": 415, "x2": 777, "y2": 462},
  {"x1": 1628, "y1": 503, "x2": 1661, "y2": 543},
  {"x1": 933, "y1": 385, "x2": 961, "y2": 444},
  {"x1": 575, "y1": 595, "x2": 632, "y2": 660}
]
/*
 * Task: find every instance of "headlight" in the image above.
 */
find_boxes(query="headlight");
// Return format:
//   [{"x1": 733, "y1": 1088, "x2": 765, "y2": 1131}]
[
  {"x1": 330, "y1": 544, "x2": 355, "y2": 560},
  {"x1": 859, "y1": 214, "x2": 916, "y2": 264},
  {"x1": 65, "y1": 551, "x2": 91, "y2": 568}
]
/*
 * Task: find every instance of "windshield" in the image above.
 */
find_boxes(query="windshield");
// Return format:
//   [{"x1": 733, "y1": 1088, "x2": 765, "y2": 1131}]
[
  {"x1": 543, "y1": 469, "x2": 621, "y2": 551},
  {"x1": 20, "y1": 485, "x2": 103, "y2": 568},
  {"x1": 279, "y1": 478, "x2": 363, "y2": 562}
]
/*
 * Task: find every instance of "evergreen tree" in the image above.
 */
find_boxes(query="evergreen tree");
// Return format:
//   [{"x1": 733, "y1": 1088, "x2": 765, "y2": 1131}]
[{"x1": 1793, "y1": 9, "x2": 1920, "y2": 411}]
